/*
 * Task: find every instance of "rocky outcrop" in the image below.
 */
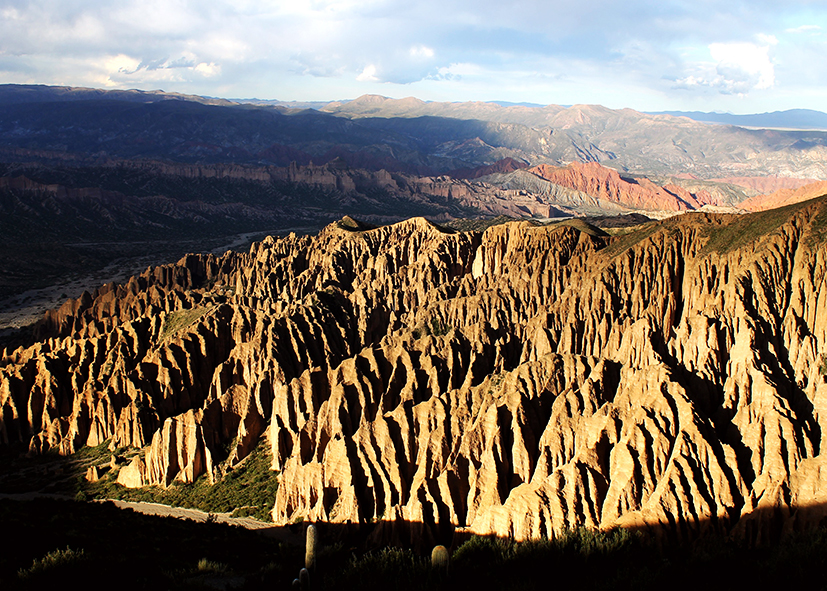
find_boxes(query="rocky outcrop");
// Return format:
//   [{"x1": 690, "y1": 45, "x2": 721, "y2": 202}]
[
  {"x1": 525, "y1": 162, "x2": 717, "y2": 212},
  {"x1": 3, "y1": 198, "x2": 827, "y2": 546},
  {"x1": 446, "y1": 157, "x2": 530, "y2": 180}
]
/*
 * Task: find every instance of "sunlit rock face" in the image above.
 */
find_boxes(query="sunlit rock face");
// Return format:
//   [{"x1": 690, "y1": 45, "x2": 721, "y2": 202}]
[{"x1": 3, "y1": 198, "x2": 827, "y2": 545}]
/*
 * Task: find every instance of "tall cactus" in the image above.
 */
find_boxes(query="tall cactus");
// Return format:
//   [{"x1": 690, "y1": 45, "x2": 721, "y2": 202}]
[
  {"x1": 431, "y1": 545, "x2": 450, "y2": 574},
  {"x1": 299, "y1": 567, "x2": 310, "y2": 590},
  {"x1": 305, "y1": 524, "x2": 318, "y2": 572}
]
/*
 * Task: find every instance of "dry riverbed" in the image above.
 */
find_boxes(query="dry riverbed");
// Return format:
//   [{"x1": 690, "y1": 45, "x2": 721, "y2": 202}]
[{"x1": 0, "y1": 228, "x2": 317, "y2": 335}]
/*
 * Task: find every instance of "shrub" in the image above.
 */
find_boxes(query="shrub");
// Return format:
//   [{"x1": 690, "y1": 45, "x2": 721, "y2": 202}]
[
  {"x1": 196, "y1": 557, "x2": 228, "y2": 573},
  {"x1": 18, "y1": 546, "x2": 86, "y2": 580}
]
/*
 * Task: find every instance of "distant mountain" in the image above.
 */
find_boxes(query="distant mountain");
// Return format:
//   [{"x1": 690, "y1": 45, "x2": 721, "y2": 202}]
[
  {"x1": 320, "y1": 96, "x2": 827, "y2": 180},
  {"x1": 652, "y1": 109, "x2": 827, "y2": 130},
  {"x1": 3, "y1": 85, "x2": 827, "y2": 181},
  {"x1": 228, "y1": 98, "x2": 336, "y2": 110},
  {"x1": 0, "y1": 83, "x2": 236, "y2": 107}
]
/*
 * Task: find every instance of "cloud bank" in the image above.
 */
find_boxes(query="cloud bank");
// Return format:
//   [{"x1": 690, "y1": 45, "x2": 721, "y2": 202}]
[{"x1": 0, "y1": 0, "x2": 825, "y2": 111}]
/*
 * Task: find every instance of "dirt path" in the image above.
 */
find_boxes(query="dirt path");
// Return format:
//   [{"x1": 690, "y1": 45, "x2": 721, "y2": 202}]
[
  {"x1": 0, "y1": 492, "x2": 303, "y2": 544},
  {"x1": 107, "y1": 499, "x2": 304, "y2": 543}
]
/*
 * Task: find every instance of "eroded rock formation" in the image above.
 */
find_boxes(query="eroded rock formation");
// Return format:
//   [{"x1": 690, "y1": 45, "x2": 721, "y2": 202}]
[{"x1": 3, "y1": 199, "x2": 827, "y2": 546}]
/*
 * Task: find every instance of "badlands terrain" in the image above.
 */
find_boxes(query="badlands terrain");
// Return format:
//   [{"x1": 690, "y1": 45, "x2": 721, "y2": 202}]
[{"x1": 3, "y1": 197, "x2": 827, "y2": 550}]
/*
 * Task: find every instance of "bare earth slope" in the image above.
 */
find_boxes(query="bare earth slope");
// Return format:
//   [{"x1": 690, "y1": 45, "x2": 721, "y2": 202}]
[
  {"x1": 3, "y1": 199, "x2": 827, "y2": 547},
  {"x1": 740, "y1": 180, "x2": 827, "y2": 212}
]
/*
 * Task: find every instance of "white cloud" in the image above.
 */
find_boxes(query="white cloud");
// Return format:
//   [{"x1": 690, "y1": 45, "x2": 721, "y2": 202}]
[
  {"x1": 409, "y1": 45, "x2": 434, "y2": 59},
  {"x1": 756, "y1": 33, "x2": 778, "y2": 45},
  {"x1": 105, "y1": 54, "x2": 141, "y2": 75},
  {"x1": 194, "y1": 62, "x2": 220, "y2": 77},
  {"x1": 674, "y1": 40, "x2": 775, "y2": 95},
  {"x1": 710, "y1": 41, "x2": 775, "y2": 90},
  {"x1": 356, "y1": 64, "x2": 379, "y2": 81},
  {"x1": 0, "y1": 0, "x2": 825, "y2": 110},
  {"x1": 785, "y1": 24, "x2": 822, "y2": 34}
]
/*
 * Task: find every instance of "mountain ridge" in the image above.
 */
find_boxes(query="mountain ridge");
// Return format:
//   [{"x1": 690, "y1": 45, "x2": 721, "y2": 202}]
[{"x1": 3, "y1": 85, "x2": 827, "y2": 180}]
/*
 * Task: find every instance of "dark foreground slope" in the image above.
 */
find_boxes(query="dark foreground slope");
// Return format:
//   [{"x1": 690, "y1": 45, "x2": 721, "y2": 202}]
[
  {"x1": 3, "y1": 198, "x2": 827, "y2": 549},
  {"x1": 6, "y1": 497, "x2": 827, "y2": 591}
]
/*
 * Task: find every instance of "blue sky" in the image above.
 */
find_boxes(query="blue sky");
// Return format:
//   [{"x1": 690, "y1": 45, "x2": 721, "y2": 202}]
[{"x1": 1, "y1": 0, "x2": 826, "y2": 113}]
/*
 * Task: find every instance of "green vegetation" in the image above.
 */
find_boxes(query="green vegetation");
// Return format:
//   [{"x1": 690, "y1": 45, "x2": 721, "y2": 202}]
[
  {"x1": 412, "y1": 316, "x2": 451, "y2": 339},
  {"x1": 486, "y1": 372, "x2": 507, "y2": 395},
  {"x1": 335, "y1": 547, "x2": 435, "y2": 590},
  {"x1": 441, "y1": 215, "x2": 519, "y2": 233},
  {"x1": 808, "y1": 201, "x2": 827, "y2": 246},
  {"x1": 159, "y1": 306, "x2": 210, "y2": 342},
  {"x1": 0, "y1": 497, "x2": 301, "y2": 590},
  {"x1": 602, "y1": 221, "x2": 662, "y2": 258},
  {"x1": 196, "y1": 558, "x2": 228, "y2": 573},
  {"x1": 17, "y1": 547, "x2": 87, "y2": 581},
  {"x1": 702, "y1": 199, "x2": 816, "y2": 255},
  {"x1": 546, "y1": 218, "x2": 609, "y2": 238},
  {"x1": 82, "y1": 439, "x2": 279, "y2": 522}
]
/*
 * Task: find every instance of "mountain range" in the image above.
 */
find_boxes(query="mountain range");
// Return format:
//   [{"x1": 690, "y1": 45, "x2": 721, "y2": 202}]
[
  {"x1": 653, "y1": 109, "x2": 827, "y2": 130},
  {"x1": 3, "y1": 83, "x2": 827, "y2": 310},
  {"x1": 4, "y1": 85, "x2": 827, "y2": 180}
]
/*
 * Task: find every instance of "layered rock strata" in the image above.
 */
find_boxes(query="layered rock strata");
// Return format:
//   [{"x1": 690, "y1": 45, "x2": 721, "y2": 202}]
[{"x1": 3, "y1": 199, "x2": 827, "y2": 546}]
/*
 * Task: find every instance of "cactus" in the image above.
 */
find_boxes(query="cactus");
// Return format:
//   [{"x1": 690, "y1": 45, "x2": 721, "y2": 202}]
[
  {"x1": 431, "y1": 545, "x2": 450, "y2": 574},
  {"x1": 299, "y1": 567, "x2": 310, "y2": 590},
  {"x1": 292, "y1": 578, "x2": 300, "y2": 589},
  {"x1": 305, "y1": 524, "x2": 317, "y2": 572}
]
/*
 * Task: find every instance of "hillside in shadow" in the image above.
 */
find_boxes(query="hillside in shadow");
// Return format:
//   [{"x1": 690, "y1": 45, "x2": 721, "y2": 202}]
[{"x1": 3, "y1": 497, "x2": 827, "y2": 591}]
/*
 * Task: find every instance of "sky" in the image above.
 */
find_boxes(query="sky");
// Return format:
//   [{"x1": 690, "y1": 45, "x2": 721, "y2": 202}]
[{"x1": 1, "y1": 0, "x2": 826, "y2": 114}]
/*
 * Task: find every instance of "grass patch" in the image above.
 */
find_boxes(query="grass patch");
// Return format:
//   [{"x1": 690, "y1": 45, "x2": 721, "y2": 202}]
[
  {"x1": 336, "y1": 547, "x2": 435, "y2": 590},
  {"x1": 159, "y1": 306, "x2": 210, "y2": 342},
  {"x1": 546, "y1": 218, "x2": 609, "y2": 238},
  {"x1": 412, "y1": 316, "x2": 451, "y2": 339},
  {"x1": 602, "y1": 221, "x2": 662, "y2": 258},
  {"x1": 702, "y1": 199, "x2": 816, "y2": 255},
  {"x1": 1, "y1": 497, "x2": 299, "y2": 590},
  {"x1": 82, "y1": 439, "x2": 278, "y2": 522},
  {"x1": 807, "y1": 201, "x2": 827, "y2": 247},
  {"x1": 441, "y1": 215, "x2": 519, "y2": 233},
  {"x1": 196, "y1": 558, "x2": 228, "y2": 573}
]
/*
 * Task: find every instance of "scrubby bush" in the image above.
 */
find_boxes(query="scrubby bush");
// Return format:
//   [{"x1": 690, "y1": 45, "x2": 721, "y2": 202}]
[{"x1": 17, "y1": 546, "x2": 86, "y2": 580}]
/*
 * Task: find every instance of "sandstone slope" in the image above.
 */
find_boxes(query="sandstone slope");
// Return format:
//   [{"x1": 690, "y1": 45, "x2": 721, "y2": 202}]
[
  {"x1": 3, "y1": 198, "x2": 827, "y2": 546},
  {"x1": 483, "y1": 161, "x2": 736, "y2": 214},
  {"x1": 739, "y1": 180, "x2": 827, "y2": 212}
]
